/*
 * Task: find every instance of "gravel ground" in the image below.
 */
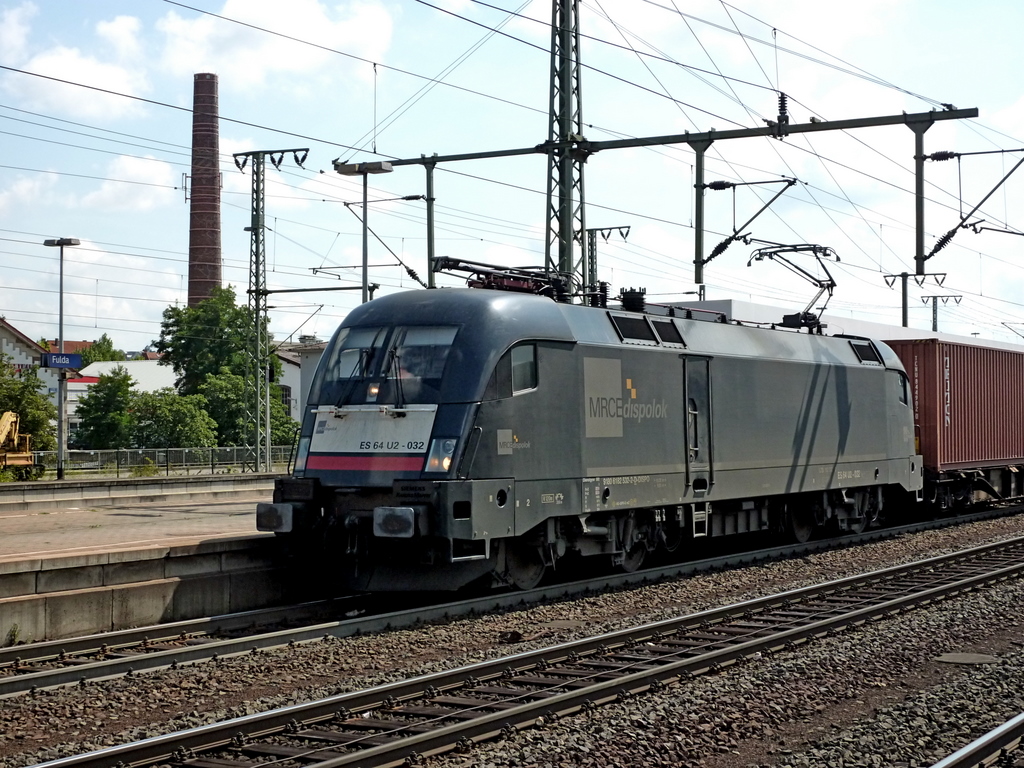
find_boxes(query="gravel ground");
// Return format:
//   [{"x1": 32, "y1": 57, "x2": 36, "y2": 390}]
[
  {"x1": 2, "y1": 514, "x2": 1023, "y2": 768},
  {"x1": 433, "y1": 562, "x2": 1024, "y2": 768}
]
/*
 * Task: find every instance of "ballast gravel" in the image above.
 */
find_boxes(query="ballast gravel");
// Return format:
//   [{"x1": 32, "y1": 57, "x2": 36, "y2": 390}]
[
  {"x1": 431, "y1": 566, "x2": 1024, "y2": 768},
  {"x1": 2, "y1": 514, "x2": 1024, "y2": 768}
]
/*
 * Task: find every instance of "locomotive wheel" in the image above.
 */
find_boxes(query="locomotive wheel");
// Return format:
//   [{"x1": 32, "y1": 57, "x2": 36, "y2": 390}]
[
  {"x1": 618, "y1": 511, "x2": 650, "y2": 572},
  {"x1": 849, "y1": 489, "x2": 879, "y2": 534},
  {"x1": 505, "y1": 542, "x2": 546, "y2": 590},
  {"x1": 788, "y1": 505, "x2": 815, "y2": 543},
  {"x1": 619, "y1": 543, "x2": 647, "y2": 573},
  {"x1": 848, "y1": 513, "x2": 869, "y2": 535},
  {"x1": 660, "y1": 517, "x2": 684, "y2": 553}
]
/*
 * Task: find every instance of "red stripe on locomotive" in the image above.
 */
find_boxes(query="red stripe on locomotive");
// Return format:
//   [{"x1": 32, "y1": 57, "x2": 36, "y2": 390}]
[{"x1": 306, "y1": 454, "x2": 423, "y2": 472}]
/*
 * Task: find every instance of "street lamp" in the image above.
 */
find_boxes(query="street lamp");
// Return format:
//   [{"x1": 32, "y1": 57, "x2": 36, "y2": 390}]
[
  {"x1": 43, "y1": 237, "x2": 81, "y2": 480},
  {"x1": 333, "y1": 161, "x2": 394, "y2": 303}
]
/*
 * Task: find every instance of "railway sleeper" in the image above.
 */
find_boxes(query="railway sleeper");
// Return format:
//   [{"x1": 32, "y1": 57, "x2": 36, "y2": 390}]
[
  {"x1": 237, "y1": 744, "x2": 348, "y2": 760},
  {"x1": 386, "y1": 704, "x2": 481, "y2": 720},
  {"x1": 295, "y1": 728, "x2": 398, "y2": 747}
]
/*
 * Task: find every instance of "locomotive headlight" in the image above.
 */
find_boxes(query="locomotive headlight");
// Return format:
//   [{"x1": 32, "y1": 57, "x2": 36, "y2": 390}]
[
  {"x1": 424, "y1": 438, "x2": 458, "y2": 473},
  {"x1": 366, "y1": 382, "x2": 380, "y2": 402}
]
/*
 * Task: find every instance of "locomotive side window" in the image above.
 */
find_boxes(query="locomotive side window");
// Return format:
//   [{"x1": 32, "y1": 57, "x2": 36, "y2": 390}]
[
  {"x1": 894, "y1": 371, "x2": 909, "y2": 405},
  {"x1": 484, "y1": 344, "x2": 536, "y2": 399},
  {"x1": 511, "y1": 344, "x2": 537, "y2": 393}
]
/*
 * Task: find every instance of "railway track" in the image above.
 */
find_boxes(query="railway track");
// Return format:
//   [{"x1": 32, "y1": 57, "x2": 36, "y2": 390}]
[
  {"x1": 929, "y1": 710, "x2": 1024, "y2": 768},
  {"x1": 2, "y1": 505, "x2": 1017, "y2": 699},
  {"x1": 0, "y1": 598, "x2": 365, "y2": 697},
  {"x1": 31, "y1": 534, "x2": 1024, "y2": 768}
]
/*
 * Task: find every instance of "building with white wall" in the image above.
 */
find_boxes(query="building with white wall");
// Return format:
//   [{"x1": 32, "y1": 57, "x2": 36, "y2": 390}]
[{"x1": 0, "y1": 318, "x2": 61, "y2": 404}]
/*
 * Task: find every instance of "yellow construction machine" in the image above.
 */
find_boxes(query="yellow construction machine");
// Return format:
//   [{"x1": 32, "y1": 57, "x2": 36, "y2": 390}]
[{"x1": 1, "y1": 411, "x2": 36, "y2": 476}]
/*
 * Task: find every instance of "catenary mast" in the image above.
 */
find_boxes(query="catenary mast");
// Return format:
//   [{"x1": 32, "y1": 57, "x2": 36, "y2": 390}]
[{"x1": 545, "y1": 0, "x2": 588, "y2": 293}]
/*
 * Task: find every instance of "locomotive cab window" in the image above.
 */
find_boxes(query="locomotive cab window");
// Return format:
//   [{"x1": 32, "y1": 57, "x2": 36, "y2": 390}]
[
  {"x1": 511, "y1": 344, "x2": 537, "y2": 393},
  {"x1": 309, "y1": 325, "x2": 387, "y2": 403},
  {"x1": 893, "y1": 370, "x2": 909, "y2": 405},
  {"x1": 309, "y1": 324, "x2": 458, "y2": 406},
  {"x1": 388, "y1": 325, "x2": 459, "y2": 404},
  {"x1": 485, "y1": 343, "x2": 537, "y2": 399}
]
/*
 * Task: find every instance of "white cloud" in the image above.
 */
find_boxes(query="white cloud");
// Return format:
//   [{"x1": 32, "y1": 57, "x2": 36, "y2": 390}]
[
  {"x1": 0, "y1": 173, "x2": 56, "y2": 215},
  {"x1": 79, "y1": 156, "x2": 178, "y2": 211},
  {"x1": 157, "y1": 0, "x2": 394, "y2": 89},
  {"x1": 96, "y1": 15, "x2": 144, "y2": 62},
  {"x1": 4, "y1": 45, "x2": 150, "y2": 120},
  {"x1": 0, "y1": 1, "x2": 36, "y2": 63}
]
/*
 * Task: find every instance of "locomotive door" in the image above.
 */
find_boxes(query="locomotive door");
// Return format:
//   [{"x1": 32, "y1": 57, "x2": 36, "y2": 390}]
[{"x1": 684, "y1": 356, "x2": 714, "y2": 495}]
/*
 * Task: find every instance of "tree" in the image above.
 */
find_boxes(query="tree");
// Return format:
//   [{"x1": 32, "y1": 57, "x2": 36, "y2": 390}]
[
  {"x1": 199, "y1": 368, "x2": 298, "y2": 447},
  {"x1": 0, "y1": 352, "x2": 57, "y2": 452},
  {"x1": 131, "y1": 389, "x2": 217, "y2": 449},
  {"x1": 154, "y1": 286, "x2": 264, "y2": 395},
  {"x1": 73, "y1": 366, "x2": 134, "y2": 449},
  {"x1": 81, "y1": 333, "x2": 125, "y2": 366}
]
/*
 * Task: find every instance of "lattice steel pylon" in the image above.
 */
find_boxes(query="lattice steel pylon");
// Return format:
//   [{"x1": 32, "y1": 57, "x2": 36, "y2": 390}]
[
  {"x1": 544, "y1": 0, "x2": 588, "y2": 296},
  {"x1": 233, "y1": 148, "x2": 308, "y2": 472}
]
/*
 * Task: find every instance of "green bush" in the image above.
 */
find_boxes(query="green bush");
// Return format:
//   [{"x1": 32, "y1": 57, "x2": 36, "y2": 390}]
[
  {"x1": 4, "y1": 623, "x2": 20, "y2": 646},
  {"x1": 130, "y1": 457, "x2": 160, "y2": 478}
]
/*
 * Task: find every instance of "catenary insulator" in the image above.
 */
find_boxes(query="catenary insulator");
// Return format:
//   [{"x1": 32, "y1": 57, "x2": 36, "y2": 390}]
[
  {"x1": 932, "y1": 228, "x2": 956, "y2": 255},
  {"x1": 710, "y1": 238, "x2": 732, "y2": 260},
  {"x1": 621, "y1": 287, "x2": 646, "y2": 313}
]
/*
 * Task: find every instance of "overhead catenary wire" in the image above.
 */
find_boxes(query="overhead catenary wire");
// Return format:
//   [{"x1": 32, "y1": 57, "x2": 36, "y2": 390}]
[
  {"x1": 0, "y1": 51, "x2": 1007, "y2": 276},
  {"x1": 3, "y1": 5, "x2": 1023, "y2": 343}
]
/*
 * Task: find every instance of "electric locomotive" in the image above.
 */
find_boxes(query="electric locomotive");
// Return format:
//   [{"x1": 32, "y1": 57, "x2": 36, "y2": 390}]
[{"x1": 258, "y1": 285, "x2": 923, "y2": 591}]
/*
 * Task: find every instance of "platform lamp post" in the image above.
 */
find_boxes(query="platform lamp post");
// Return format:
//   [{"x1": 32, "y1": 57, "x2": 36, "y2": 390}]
[
  {"x1": 333, "y1": 161, "x2": 393, "y2": 303},
  {"x1": 43, "y1": 237, "x2": 80, "y2": 480}
]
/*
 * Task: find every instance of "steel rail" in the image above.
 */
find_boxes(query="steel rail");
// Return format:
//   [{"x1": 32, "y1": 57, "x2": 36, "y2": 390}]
[
  {"x1": 2, "y1": 506, "x2": 1017, "y2": 699},
  {"x1": 928, "y1": 711, "x2": 1024, "y2": 768},
  {"x1": 29, "y1": 536, "x2": 1024, "y2": 768},
  {"x1": 0, "y1": 598, "x2": 357, "y2": 668}
]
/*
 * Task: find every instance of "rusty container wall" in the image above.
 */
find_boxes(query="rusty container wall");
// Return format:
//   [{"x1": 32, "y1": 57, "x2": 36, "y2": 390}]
[
  {"x1": 885, "y1": 338, "x2": 1024, "y2": 472},
  {"x1": 188, "y1": 72, "x2": 221, "y2": 307}
]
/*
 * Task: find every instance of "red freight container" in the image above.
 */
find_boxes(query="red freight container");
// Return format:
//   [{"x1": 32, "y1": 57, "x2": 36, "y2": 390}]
[{"x1": 884, "y1": 338, "x2": 1024, "y2": 472}]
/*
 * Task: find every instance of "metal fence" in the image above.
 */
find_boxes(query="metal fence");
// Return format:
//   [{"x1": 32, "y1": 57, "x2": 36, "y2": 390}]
[{"x1": 29, "y1": 446, "x2": 294, "y2": 479}]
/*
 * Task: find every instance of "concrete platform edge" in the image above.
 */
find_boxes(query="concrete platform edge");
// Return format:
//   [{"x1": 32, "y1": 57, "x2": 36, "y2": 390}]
[{"x1": 0, "y1": 474, "x2": 279, "y2": 514}]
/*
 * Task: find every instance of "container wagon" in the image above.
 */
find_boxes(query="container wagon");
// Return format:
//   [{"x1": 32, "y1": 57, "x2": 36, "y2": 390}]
[{"x1": 884, "y1": 338, "x2": 1024, "y2": 507}]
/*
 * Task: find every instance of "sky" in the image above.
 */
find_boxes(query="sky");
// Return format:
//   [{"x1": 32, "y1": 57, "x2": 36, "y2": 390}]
[{"x1": 2, "y1": 0, "x2": 1024, "y2": 352}]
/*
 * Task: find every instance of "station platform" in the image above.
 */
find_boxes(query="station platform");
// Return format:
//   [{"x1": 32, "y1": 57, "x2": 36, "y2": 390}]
[
  {"x1": 0, "y1": 495, "x2": 269, "y2": 561},
  {"x1": 0, "y1": 496, "x2": 282, "y2": 643}
]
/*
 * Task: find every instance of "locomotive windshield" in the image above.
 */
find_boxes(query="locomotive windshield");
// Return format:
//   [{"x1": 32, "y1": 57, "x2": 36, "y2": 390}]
[{"x1": 310, "y1": 324, "x2": 459, "y2": 406}]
